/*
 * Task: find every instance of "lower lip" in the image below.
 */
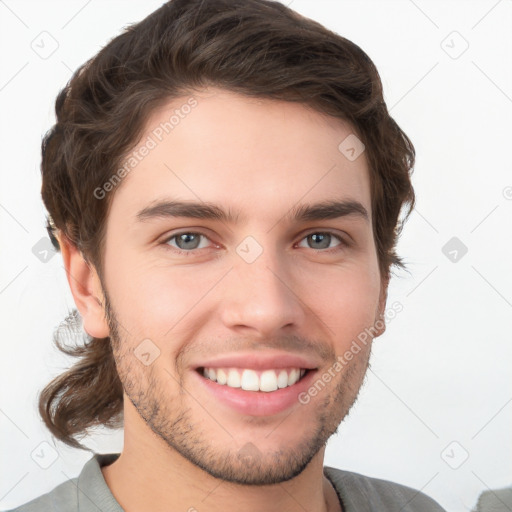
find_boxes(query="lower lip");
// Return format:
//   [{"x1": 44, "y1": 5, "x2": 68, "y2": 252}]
[{"x1": 193, "y1": 368, "x2": 318, "y2": 417}]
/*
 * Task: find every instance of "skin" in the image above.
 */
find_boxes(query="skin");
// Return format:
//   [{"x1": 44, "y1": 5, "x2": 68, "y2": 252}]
[{"x1": 62, "y1": 87, "x2": 388, "y2": 512}]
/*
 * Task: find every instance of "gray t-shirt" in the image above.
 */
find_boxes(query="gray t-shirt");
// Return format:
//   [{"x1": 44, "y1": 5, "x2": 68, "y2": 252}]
[
  {"x1": 4, "y1": 453, "x2": 446, "y2": 512},
  {"x1": 473, "y1": 487, "x2": 512, "y2": 512}
]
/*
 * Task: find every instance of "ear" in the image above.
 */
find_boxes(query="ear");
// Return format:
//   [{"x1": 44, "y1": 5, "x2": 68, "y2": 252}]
[
  {"x1": 59, "y1": 233, "x2": 110, "y2": 339},
  {"x1": 373, "y1": 274, "x2": 389, "y2": 338}
]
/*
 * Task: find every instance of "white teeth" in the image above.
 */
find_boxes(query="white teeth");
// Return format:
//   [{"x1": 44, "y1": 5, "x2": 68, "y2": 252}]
[
  {"x1": 227, "y1": 368, "x2": 241, "y2": 388},
  {"x1": 216, "y1": 368, "x2": 227, "y2": 385},
  {"x1": 289, "y1": 368, "x2": 300, "y2": 386},
  {"x1": 259, "y1": 370, "x2": 278, "y2": 392},
  {"x1": 277, "y1": 370, "x2": 289, "y2": 388},
  {"x1": 241, "y1": 369, "x2": 260, "y2": 391},
  {"x1": 202, "y1": 367, "x2": 308, "y2": 392}
]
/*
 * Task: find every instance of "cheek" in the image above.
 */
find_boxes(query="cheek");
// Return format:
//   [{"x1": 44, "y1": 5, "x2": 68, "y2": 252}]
[
  {"x1": 106, "y1": 255, "x2": 224, "y2": 336},
  {"x1": 300, "y1": 262, "x2": 381, "y2": 345}
]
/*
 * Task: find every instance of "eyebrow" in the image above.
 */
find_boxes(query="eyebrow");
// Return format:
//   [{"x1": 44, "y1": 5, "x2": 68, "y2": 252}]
[{"x1": 136, "y1": 198, "x2": 369, "y2": 225}]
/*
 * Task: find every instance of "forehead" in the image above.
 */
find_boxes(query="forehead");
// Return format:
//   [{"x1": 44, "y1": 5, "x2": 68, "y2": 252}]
[{"x1": 110, "y1": 87, "x2": 372, "y2": 225}]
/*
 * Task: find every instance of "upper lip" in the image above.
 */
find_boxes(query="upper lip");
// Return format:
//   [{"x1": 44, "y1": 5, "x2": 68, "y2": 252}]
[{"x1": 193, "y1": 352, "x2": 320, "y2": 371}]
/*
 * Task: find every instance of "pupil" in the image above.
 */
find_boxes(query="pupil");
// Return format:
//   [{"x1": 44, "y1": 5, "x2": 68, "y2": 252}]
[
  {"x1": 310, "y1": 233, "x2": 330, "y2": 249},
  {"x1": 177, "y1": 233, "x2": 200, "y2": 250}
]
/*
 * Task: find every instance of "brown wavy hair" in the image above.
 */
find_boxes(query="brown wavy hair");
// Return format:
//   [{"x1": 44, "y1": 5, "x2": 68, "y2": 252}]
[{"x1": 38, "y1": 0, "x2": 416, "y2": 450}]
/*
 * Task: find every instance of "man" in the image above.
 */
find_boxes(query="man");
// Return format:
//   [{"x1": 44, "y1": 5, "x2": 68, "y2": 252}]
[{"x1": 7, "y1": 0, "x2": 446, "y2": 510}]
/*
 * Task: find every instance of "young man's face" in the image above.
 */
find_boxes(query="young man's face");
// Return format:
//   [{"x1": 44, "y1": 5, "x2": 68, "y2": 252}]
[{"x1": 92, "y1": 87, "x2": 386, "y2": 484}]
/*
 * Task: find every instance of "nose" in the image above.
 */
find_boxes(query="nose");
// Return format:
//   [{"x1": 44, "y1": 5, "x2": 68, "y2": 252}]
[{"x1": 219, "y1": 244, "x2": 306, "y2": 337}]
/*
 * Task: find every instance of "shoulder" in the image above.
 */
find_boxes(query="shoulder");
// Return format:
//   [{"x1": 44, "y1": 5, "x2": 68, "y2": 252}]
[
  {"x1": 473, "y1": 486, "x2": 512, "y2": 511},
  {"x1": 2, "y1": 452, "x2": 121, "y2": 512},
  {"x1": 2, "y1": 477, "x2": 79, "y2": 512},
  {"x1": 324, "y1": 466, "x2": 446, "y2": 512}
]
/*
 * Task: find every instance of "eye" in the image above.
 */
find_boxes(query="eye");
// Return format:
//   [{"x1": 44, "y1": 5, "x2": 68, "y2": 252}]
[
  {"x1": 161, "y1": 230, "x2": 349, "y2": 256},
  {"x1": 296, "y1": 232, "x2": 347, "y2": 251},
  {"x1": 163, "y1": 231, "x2": 213, "y2": 253}
]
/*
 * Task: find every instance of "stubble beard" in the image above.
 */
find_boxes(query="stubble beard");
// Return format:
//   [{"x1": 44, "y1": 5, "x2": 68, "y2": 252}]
[{"x1": 103, "y1": 289, "x2": 371, "y2": 486}]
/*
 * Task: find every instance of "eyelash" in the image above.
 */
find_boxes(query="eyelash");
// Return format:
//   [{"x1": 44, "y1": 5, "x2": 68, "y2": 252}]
[{"x1": 161, "y1": 230, "x2": 350, "y2": 256}]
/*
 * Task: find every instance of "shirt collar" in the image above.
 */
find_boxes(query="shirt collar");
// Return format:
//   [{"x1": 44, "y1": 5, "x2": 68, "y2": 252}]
[{"x1": 77, "y1": 453, "x2": 123, "y2": 512}]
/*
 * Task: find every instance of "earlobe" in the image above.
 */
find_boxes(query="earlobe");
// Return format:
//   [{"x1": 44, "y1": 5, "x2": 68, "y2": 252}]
[{"x1": 59, "y1": 233, "x2": 110, "y2": 339}]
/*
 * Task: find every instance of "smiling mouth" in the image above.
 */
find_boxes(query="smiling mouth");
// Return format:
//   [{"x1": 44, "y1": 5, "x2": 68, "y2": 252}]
[{"x1": 196, "y1": 366, "x2": 312, "y2": 393}]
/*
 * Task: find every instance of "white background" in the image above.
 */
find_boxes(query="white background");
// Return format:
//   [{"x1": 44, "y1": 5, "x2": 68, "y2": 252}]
[{"x1": 0, "y1": 1, "x2": 511, "y2": 511}]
